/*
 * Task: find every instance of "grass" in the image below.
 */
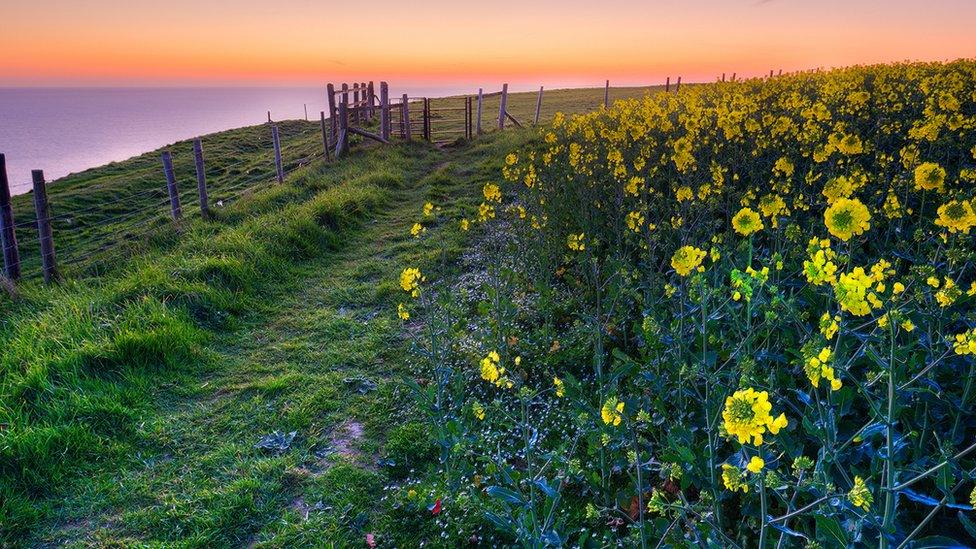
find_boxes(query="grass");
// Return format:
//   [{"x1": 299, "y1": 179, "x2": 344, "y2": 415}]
[
  {"x1": 0, "y1": 84, "x2": 668, "y2": 545},
  {"x1": 0, "y1": 84, "x2": 587, "y2": 543}
]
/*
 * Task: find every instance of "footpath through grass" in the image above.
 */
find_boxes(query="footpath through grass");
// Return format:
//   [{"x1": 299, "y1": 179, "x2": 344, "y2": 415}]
[{"x1": 1, "y1": 126, "x2": 535, "y2": 545}]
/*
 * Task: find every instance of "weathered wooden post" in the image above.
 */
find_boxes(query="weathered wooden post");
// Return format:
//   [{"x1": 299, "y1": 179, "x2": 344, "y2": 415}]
[
  {"x1": 722, "y1": 72, "x2": 726, "y2": 82},
  {"x1": 666, "y1": 76, "x2": 670, "y2": 93},
  {"x1": 352, "y1": 84, "x2": 361, "y2": 126},
  {"x1": 604, "y1": 80, "x2": 610, "y2": 108},
  {"x1": 320, "y1": 111, "x2": 332, "y2": 161},
  {"x1": 267, "y1": 111, "x2": 271, "y2": 122},
  {"x1": 327, "y1": 83, "x2": 338, "y2": 136},
  {"x1": 336, "y1": 102, "x2": 350, "y2": 156},
  {"x1": 271, "y1": 124, "x2": 284, "y2": 183},
  {"x1": 31, "y1": 170, "x2": 58, "y2": 283},
  {"x1": 161, "y1": 151, "x2": 182, "y2": 221},
  {"x1": 476, "y1": 88, "x2": 483, "y2": 135},
  {"x1": 341, "y1": 83, "x2": 350, "y2": 125},
  {"x1": 676, "y1": 76, "x2": 682, "y2": 93},
  {"x1": 465, "y1": 96, "x2": 472, "y2": 140},
  {"x1": 402, "y1": 94, "x2": 412, "y2": 141},
  {"x1": 379, "y1": 82, "x2": 390, "y2": 141},
  {"x1": 423, "y1": 98, "x2": 430, "y2": 141},
  {"x1": 0, "y1": 154, "x2": 21, "y2": 280},
  {"x1": 304, "y1": 103, "x2": 308, "y2": 121},
  {"x1": 366, "y1": 81, "x2": 374, "y2": 120},
  {"x1": 731, "y1": 72, "x2": 736, "y2": 82},
  {"x1": 778, "y1": 69, "x2": 782, "y2": 76},
  {"x1": 192, "y1": 139, "x2": 210, "y2": 219},
  {"x1": 498, "y1": 83, "x2": 508, "y2": 130},
  {"x1": 534, "y1": 86, "x2": 544, "y2": 125}
]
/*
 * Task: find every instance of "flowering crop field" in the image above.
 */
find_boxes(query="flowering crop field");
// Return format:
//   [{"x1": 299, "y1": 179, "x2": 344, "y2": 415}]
[{"x1": 398, "y1": 60, "x2": 976, "y2": 547}]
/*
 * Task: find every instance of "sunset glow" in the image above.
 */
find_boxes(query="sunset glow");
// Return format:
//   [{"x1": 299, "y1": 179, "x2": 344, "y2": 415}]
[{"x1": 5, "y1": 0, "x2": 975, "y2": 87}]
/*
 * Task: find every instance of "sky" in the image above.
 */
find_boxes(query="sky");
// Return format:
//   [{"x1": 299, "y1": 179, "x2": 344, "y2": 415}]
[{"x1": 2, "y1": 0, "x2": 974, "y2": 88}]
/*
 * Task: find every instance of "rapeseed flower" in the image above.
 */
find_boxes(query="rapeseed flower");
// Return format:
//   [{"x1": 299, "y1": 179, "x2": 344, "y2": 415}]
[
  {"x1": 722, "y1": 388, "x2": 787, "y2": 446},
  {"x1": 567, "y1": 233, "x2": 585, "y2": 251},
  {"x1": 601, "y1": 397, "x2": 624, "y2": 426},
  {"x1": 954, "y1": 329, "x2": 976, "y2": 356},
  {"x1": 732, "y1": 207, "x2": 764, "y2": 236},
  {"x1": 848, "y1": 476, "x2": 873, "y2": 511},
  {"x1": 671, "y1": 245, "x2": 706, "y2": 276},
  {"x1": 835, "y1": 267, "x2": 882, "y2": 316},
  {"x1": 721, "y1": 463, "x2": 748, "y2": 493},
  {"x1": 746, "y1": 456, "x2": 765, "y2": 473},
  {"x1": 935, "y1": 200, "x2": 976, "y2": 234},
  {"x1": 824, "y1": 198, "x2": 871, "y2": 241},
  {"x1": 400, "y1": 267, "x2": 424, "y2": 298},
  {"x1": 914, "y1": 162, "x2": 946, "y2": 191},
  {"x1": 397, "y1": 303, "x2": 409, "y2": 320}
]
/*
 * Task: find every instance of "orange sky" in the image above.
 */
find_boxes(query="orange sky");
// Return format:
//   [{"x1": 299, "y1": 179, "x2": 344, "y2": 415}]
[{"x1": 3, "y1": 0, "x2": 974, "y2": 86}]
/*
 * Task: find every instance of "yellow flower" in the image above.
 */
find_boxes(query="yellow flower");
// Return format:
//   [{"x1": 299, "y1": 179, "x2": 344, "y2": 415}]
[
  {"x1": 553, "y1": 376, "x2": 565, "y2": 397},
  {"x1": 901, "y1": 319, "x2": 915, "y2": 332},
  {"x1": 483, "y1": 183, "x2": 502, "y2": 203},
  {"x1": 732, "y1": 207, "x2": 764, "y2": 236},
  {"x1": 396, "y1": 303, "x2": 409, "y2": 320},
  {"x1": 722, "y1": 388, "x2": 785, "y2": 446},
  {"x1": 820, "y1": 313, "x2": 840, "y2": 340},
  {"x1": 936, "y1": 277, "x2": 960, "y2": 307},
  {"x1": 675, "y1": 186, "x2": 694, "y2": 202},
  {"x1": 567, "y1": 233, "x2": 586, "y2": 251},
  {"x1": 914, "y1": 162, "x2": 946, "y2": 191},
  {"x1": 954, "y1": 329, "x2": 976, "y2": 356},
  {"x1": 848, "y1": 476, "x2": 873, "y2": 511},
  {"x1": 746, "y1": 456, "x2": 765, "y2": 474},
  {"x1": 721, "y1": 463, "x2": 748, "y2": 493},
  {"x1": 824, "y1": 198, "x2": 871, "y2": 241},
  {"x1": 601, "y1": 396, "x2": 624, "y2": 426},
  {"x1": 626, "y1": 211, "x2": 645, "y2": 233},
  {"x1": 410, "y1": 222, "x2": 425, "y2": 238},
  {"x1": 835, "y1": 267, "x2": 882, "y2": 316},
  {"x1": 671, "y1": 245, "x2": 707, "y2": 277},
  {"x1": 478, "y1": 202, "x2": 495, "y2": 221},
  {"x1": 480, "y1": 351, "x2": 512, "y2": 388},
  {"x1": 399, "y1": 267, "x2": 424, "y2": 298},
  {"x1": 472, "y1": 401, "x2": 486, "y2": 421},
  {"x1": 935, "y1": 200, "x2": 976, "y2": 234},
  {"x1": 423, "y1": 202, "x2": 434, "y2": 216},
  {"x1": 460, "y1": 218, "x2": 470, "y2": 231},
  {"x1": 971, "y1": 485, "x2": 976, "y2": 510}
]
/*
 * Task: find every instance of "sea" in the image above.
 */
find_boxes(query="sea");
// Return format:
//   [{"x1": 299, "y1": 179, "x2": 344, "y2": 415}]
[{"x1": 0, "y1": 85, "x2": 491, "y2": 196}]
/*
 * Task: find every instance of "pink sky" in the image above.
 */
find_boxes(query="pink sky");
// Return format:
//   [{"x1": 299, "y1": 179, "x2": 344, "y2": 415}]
[{"x1": 3, "y1": 0, "x2": 974, "y2": 87}]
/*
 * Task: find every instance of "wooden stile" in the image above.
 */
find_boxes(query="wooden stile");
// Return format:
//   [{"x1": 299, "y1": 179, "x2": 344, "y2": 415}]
[
  {"x1": 368, "y1": 81, "x2": 376, "y2": 120},
  {"x1": 193, "y1": 139, "x2": 210, "y2": 219},
  {"x1": 161, "y1": 151, "x2": 182, "y2": 221},
  {"x1": 380, "y1": 82, "x2": 390, "y2": 141},
  {"x1": 31, "y1": 170, "x2": 58, "y2": 284},
  {"x1": 534, "y1": 86, "x2": 544, "y2": 125},
  {"x1": 352, "y1": 84, "x2": 361, "y2": 125},
  {"x1": 271, "y1": 124, "x2": 284, "y2": 183},
  {"x1": 0, "y1": 154, "x2": 20, "y2": 280},
  {"x1": 476, "y1": 88, "x2": 483, "y2": 135},
  {"x1": 498, "y1": 83, "x2": 508, "y2": 130},
  {"x1": 402, "y1": 94, "x2": 411, "y2": 141}
]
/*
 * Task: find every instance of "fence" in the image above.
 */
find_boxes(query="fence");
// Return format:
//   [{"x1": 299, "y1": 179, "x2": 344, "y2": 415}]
[{"x1": 0, "y1": 71, "x2": 786, "y2": 289}]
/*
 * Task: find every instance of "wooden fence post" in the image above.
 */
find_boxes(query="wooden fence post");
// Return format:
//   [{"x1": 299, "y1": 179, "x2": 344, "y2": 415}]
[
  {"x1": 267, "y1": 111, "x2": 271, "y2": 123},
  {"x1": 341, "y1": 83, "x2": 349, "y2": 127},
  {"x1": 379, "y1": 82, "x2": 390, "y2": 141},
  {"x1": 666, "y1": 76, "x2": 670, "y2": 93},
  {"x1": 365, "y1": 81, "x2": 373, "y2": 120},
  {"x1": 722, "y1": 72, "x2": 726, "y2": 82},
  {"x1": 327, "y1": 83, "x2": 338, "y2": 136},
  {"x1": 676, "y1": 76, "x2": 682, "y2": 93},
  {"x1": 161, "y1": 151, "x2": 182, "y2": 221},
  {"x1": 498, "y1": 83, "x2": 508, "y2": 130},
  {"x1": 31, "y1": 170, "x2": 58, "y2": 283},
  {"x1": 193, "y1": 139, "x2": 210, "y2": 219},
  {"x1": 534, "y1": 86, "x2": 544, "y2": 125},
  {"x1": 731, "y1": 72, "x2": 736, "y2": 82},
  {"x1": 423, "y1": 98, "x2": 431, "y2": 141},
  {"x1": 465, "y1": 96, "x2": 472, "y2": 139},
  {"x1": 336, "y1": 102, "x2": 350, "y2": 156},
  {"x1": 352, "y1": 84, "x2": 361, "y2": 126},
  {"x1": 271, "y1": 124, "x2": 284, "y2": 183},
  {"x1": 604, "y1": 80, "x2": 610, "y2": 108},
  {"x1": 476, "y1": 88, "x2": 483, "y2": 135},
  {"x1": 320, "y1": 111, "x2": 332, "y2": 161},
  {"x1": 0, "y1": 154, "x2": 20, "y2": 280},
  {"x1": 304, "y1": 103, "x2": 308, "y2": 121},
  {"x1": 402, "y1": 94, "x2": 411, "y2": 141}
]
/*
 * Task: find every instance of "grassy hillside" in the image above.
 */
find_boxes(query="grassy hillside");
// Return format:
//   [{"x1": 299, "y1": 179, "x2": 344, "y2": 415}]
[{"x1": 0, "y1": 86, "x2": 658, "y2": 545}]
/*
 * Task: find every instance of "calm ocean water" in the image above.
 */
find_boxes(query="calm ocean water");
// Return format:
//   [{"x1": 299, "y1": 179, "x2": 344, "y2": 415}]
[{"x1": 0, "y1": 85, "x2": 480, "y2": 196}]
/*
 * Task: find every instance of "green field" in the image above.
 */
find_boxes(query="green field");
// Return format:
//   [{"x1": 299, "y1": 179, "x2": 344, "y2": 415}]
[{"x1": 0, "y1": 86, "x2": 653, "y2": 545}]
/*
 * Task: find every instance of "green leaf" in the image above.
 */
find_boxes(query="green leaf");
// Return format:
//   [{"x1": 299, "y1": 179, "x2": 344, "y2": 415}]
[
  {"x1": 815, "y1": 515, "x2": 849, "y2": 547},
  {"x1": 486, "y1": 485, "x2": 526, "y2": 507}
]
